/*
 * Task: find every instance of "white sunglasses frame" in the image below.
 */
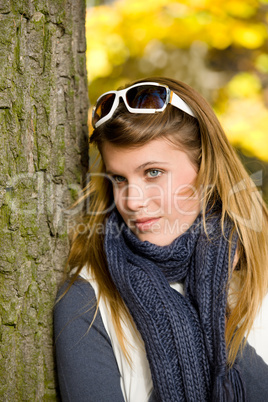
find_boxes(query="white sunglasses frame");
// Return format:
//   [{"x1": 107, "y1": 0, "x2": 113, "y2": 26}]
[{"x1": 92, "y1": 81, "x2": 196, "y2": 128}]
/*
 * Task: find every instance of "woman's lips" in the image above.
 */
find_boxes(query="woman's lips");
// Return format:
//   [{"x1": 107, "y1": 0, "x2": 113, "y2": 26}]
[{"x1": 134, "y1": 217, "x2": 161, "y2": 232}]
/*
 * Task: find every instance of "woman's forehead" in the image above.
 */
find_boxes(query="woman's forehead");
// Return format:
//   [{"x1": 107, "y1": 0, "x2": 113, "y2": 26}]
[{"x1": 101, "y1": 138, "x2": 192, "y2": 174}]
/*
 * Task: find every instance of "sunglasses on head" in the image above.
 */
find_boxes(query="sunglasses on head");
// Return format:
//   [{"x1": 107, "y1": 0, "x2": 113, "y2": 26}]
[{"x1": 92, "y1": 82, "x2": 196, "y2": 128}]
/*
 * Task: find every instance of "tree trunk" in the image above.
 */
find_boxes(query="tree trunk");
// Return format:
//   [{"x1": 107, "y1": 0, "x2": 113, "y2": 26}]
[{"x1": 0, "y1": 0, "x2": 88, "y2": 400}]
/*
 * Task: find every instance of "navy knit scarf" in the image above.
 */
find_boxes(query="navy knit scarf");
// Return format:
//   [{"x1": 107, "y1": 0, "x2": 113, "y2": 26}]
[{"x1": 104, "y1": 210, "x2": 246, "y2": 401}]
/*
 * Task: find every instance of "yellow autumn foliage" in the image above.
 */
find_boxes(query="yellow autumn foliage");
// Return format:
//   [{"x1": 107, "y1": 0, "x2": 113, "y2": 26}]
[{"x1": 86, "y1": 0, "x2": 268, "y2": 161}]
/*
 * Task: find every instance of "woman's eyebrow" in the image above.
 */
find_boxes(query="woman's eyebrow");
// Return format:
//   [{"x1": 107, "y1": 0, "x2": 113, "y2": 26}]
[
  {"x1": 105, "y1": 161, "x2": 169, "y2": 175},
  {"x1": 135, "y1": 161, "x2": 169, "y2": 171}
]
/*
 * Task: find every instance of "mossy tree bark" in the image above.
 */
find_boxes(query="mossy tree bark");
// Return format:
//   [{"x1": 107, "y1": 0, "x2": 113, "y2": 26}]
[{"x1": 0, "y1": 0, "x2": 89, "y2": 399}]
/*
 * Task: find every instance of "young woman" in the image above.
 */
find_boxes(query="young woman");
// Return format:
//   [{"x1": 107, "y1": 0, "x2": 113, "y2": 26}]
[{"x1": 54, "y1": 77, "x2": 268, "y2": 401}]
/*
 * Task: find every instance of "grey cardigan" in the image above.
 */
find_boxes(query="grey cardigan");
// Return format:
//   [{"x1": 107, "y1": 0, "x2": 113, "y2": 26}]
[{"x1": 54, "y1": 278, "x2": 268, "y2": 401}]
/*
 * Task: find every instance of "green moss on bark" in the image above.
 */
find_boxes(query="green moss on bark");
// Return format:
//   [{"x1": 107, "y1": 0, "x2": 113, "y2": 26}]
[{"x1": 0, "y1": 0, "x2": 89, "y2": 399}]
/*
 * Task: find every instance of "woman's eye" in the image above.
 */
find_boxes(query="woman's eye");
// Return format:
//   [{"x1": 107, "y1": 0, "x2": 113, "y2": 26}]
[
  {"x1": 147, "y1": 169, "x2": 162, "y2": 178},
  {"x1": 112, "y1": 175, "x2": 126, "y2": 184}
]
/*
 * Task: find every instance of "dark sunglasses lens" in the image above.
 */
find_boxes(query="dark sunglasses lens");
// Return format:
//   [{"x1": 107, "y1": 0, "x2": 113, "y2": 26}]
[
  {"x1": 93, "y1": 93, "x2": 116, "y2": 126},
  {"x1": 126, "y1": 85, "x2": 167, "y2": 109}
]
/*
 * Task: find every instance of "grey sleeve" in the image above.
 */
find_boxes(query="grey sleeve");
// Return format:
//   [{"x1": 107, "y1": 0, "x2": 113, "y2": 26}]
[
  {"x1": 53, "y1": 278, "x2": 125, "y2": 402},
  {"x1": 238, "y1": 342, "x2": 268, "y2": 401}
]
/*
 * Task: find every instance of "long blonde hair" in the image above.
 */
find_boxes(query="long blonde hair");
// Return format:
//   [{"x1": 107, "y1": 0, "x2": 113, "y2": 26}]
[{"x1": 66, "y1": 77, "x2": 268, "y2": 365}]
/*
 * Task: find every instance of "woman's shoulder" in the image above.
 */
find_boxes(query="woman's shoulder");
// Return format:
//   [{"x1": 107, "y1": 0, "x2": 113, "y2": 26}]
[
  {"x1": 56, "y1": 275, "x2": 96, "y2": 302},
  {"x1": 56, "y1": 275, "x2": 96, "y2": 305},
  {"x1": 54, "y1": 275, "x2": 98, "y2": 331}
]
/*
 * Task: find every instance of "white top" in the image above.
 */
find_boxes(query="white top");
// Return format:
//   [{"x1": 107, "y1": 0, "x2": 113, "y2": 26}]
[{"x1": 79, "y1": 266, "x2": 268, "y2": 402}]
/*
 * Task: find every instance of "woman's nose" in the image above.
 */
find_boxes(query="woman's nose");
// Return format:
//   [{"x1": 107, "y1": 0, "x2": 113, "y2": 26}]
[{"x1": 125, "y1": 183, "x2": 147, "y2": 211}]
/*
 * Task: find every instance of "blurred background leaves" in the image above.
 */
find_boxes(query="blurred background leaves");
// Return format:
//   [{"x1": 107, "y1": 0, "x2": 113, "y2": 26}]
[{"x1": 86, "y1": 0, "x2": 268, "y2": 201}]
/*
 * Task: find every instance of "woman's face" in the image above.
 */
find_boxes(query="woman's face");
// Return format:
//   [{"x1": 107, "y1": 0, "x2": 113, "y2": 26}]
[{"x1": 101, "y1": 138, "x2": 200, "y2": 246}]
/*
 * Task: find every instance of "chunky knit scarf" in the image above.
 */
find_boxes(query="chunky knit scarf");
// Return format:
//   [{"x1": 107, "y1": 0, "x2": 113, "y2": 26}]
[{"x1": 104, "y1": 210, "x2": 246, "y2": 401}]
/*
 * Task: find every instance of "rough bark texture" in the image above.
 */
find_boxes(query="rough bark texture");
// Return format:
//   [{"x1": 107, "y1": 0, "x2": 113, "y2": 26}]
[{"x1": 0, "y1": 0, "x2": 89, "y2": 400}]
